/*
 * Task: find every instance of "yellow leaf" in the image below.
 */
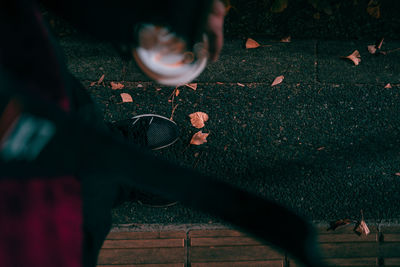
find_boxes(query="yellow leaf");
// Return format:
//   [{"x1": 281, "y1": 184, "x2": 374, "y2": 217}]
[
  {"x1": 384, "y1": 83, "x2": 392, "y2": 89},
  {"x1": 189, "y1": 112, "x2": 209, "y2": 129},
  {"x1": 367, "y1": 0, "x2": 380, "y2": 19},
  {"x1": 343, "y1": 50, "x2": 361, "y2": 65},
  {"x1": 190, "y1": 131, "x2": 209, "y2": 145},
  {"x1": 271, "y1": 75, "x2": 284, "y2": 86},
  {"x1": 246, "y1": 38, "x2": 261, "y2": 49},
  {"x1": 185, "y1": 83, "x2": 198, "y2": 90},
  {"x1": 120, "y1": 93, "x2": 133, "y2": 102},
  {"x1": 111, "y1": 82, "x2": 124, "y2": 90},
  {"x1": 271, "y1": 0, "x2": 288, "y2": 13}
]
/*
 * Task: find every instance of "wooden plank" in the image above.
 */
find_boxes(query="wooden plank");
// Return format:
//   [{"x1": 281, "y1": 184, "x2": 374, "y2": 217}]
[
  {"x1": 379, "y1": 226, "x2": 400, "y2": 233},
  {"x1": 289, "y1": 257, "x2": 377, "y2": 267},
  {"x1": 106, "y1": 231, "x2": 186, "y2": 240},
  {"x1": 378, "y1": 243, "x2": 400, "y2": 257},
  {"x1": 317, "y1": 226, "x2": 378, "y2": 235},
  {"x1": 191, "y1": 260, "x2": 284, "y2": 267},
  {"x1": 102, "y1": 239, "x2": 184, "y2": 249},
  {"x1": 190, "y1": 245, "x2": 283, "y2": 262},
  {"x1": 190, "y1": 237, "x2": 263, "y2": 247},
  {"x1": 97, "y1": 248, "x2": 185, "y2": 265},
  {"x1": 384, "y1": 258, "x2": 400, "y2": 266},
  {"x1": 320, "y1": 243, "x2": 378, "y2": 258},
  {"x1": 189, "y1": 230, "x2": 246, "y2": 238},
  {"x1": 381, "y1": 234, "x2": 400, "y2": 242},
  {"x1": 318, "y1": 234, "x2": 377, "y2": 243},
  {"x1": 97, "y1": 264, "x2": 184, "y2": 267}
]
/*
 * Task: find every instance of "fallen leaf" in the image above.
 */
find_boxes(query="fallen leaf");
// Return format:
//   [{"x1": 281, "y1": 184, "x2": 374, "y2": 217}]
[
  {"x1": 97, "y1": 74, "x2": 105, "y2": 84},
  {"x1": 280, "y1": 36, "x2": 291, "y2": 43},
  {"x1": 367, "y1": 0, "x2": 380, "y2": 19},
  {"x1": 185, "y1": 83, "x2": 198, "y2": 90},
  {"x1": 237, "y1": 83, "x2": 245, "y2": 87},
  {"x1": 354, "y1": 219, "x2": 370, "y2": 236},
  {"x1": 327, "y1": 219, "x2": 352, "y2": 231},
  {"x1": 216, "y1": 82, "x2": 224, "y2": 85},
  {"x1": 271, "y1": 75, "x2": 284, "y2": 86},
  {"x1": 175, "y1": 89, "x2": 180, "y2": 96},
  {"x1": 384, "y1": 83, "x2": 392, "y2": 89},
  {"x1": 111, "y1": 82, "x2": 124, "y2": 90},
  {"x1": 189, "y1": 112, "x2": 209, "y2": 129},
  {"x1": 90, "y1": 81, "x2": 96, "y2": 87},
  {"x1": 317, "y1": 146, "x2": 325, "y2": 151},
  {"x1": 343, "y1": 50, "x2": 361, "y2": 65},
  {"x1": 246, "y1": 38, "x2": 261, "y2": 49},
  {"x1": 190, "y1": 131, "x2": 209, "y2": 145},
  {"x1": 270, "y1": 0, "x2": 288, "y2": 13},
  {"x1": 395, "y1": 172, "x2": 400, "y2": 176},
  {"x1": 368, "y1": 45, "x2": 377, "y2": 54},
  {"x1": 120, "y1": 93, "x2": 133, "y2": 102},
  {"x1": 137, "y1": 84, "x2": 143, "y2": 88}
]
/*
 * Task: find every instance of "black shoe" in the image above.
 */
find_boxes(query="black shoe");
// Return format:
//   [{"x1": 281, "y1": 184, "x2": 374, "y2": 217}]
[{"x1": 109, "y1": 114, "x2": 179, "y2": 150}]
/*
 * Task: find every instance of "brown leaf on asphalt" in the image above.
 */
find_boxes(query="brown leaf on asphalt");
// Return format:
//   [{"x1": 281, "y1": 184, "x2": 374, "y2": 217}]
[
  {"x1": 354, "y1": 219, "x2": 370, "y2": 236},
  {"x1": 237, "y1": 83, "x2": 245, "y2": 87},
  {"x1": 111, "y1": 82, "x2": 124, "y2": 90},
  {"x1": 395, "y1": 172, "x2": 400, "y2": 176},
  {"x1": 384, "y1": 83, "x2": 392, "y2": 89},
  {"x1": 175, "y1": 89, "x2": 180, "y2": 96},
  {"x1": 270, "y1": 0, "x2": 288, "y2": 13},
  {"x1": 368, "y1": 45, "x2": 377, "y2": 54},
  {"x1": 90, "y1": 81, "x2": 96, "y2": 86},
  {"x1": 189, "y1": 112, "x2": 209, "y2": 129},
  {"x1": 246, "y1": 38, "x2": 261, "y2": 49},
  {"x1": 185, "y1": 83, "x2": 198, "y2": 90},
  {"x1": 343, "y1": 50, "x2": 361, "y2": 65},
  {"x1": 120, "y1": 93, "x2": 133, "y2": 102},
  {"x1": 327, "y1": 219, "x2": 352, "y2": 231},
  {"x1": 190, "y1": 131, "x2": 209, "y2": 145},
  {"x1": 271, "y1": 75, "x2": 284, "y2": 86},
  {"x1": 367, "y1": 0, "x2": 380, "y2": 19},
  {"x1": 280, "y1": 36, "x2": 291, "y2": 43}
]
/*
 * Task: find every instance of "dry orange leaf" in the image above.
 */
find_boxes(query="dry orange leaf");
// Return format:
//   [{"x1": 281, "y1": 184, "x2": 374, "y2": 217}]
[
  {"x1": 280, "y1": 36, "x2": 291, "y2": 43},
  {"x1": 185, "y1": 83, "x2": 198, "y2": 90},
  {"x1": 120, "y1": 93, "x2": 133, "y2": 102},
  {"x1": 90, "y1": 74, "x2": 105, "y2": 86},
  {"x1": 246, "y1": 38, "x2": 261, "y2": 49},
  {"x1": 237, "y1": 83, "x2": 245, "y2": 87},
  {"x1": 271, "y1": 75, "x2": 284, "y2": 86},
  {"x1": 189, "y1": 112, "x2": 209, "y2": 129},
  {"x1": 367, "y1": 0, "x2": 380, "y2": 19},
  {"x1": 354, "y1": 219, "x2": 370, "y2": 236},
  {"x1": 343, "y1": 50, "x2": 361, "y2": 65},
  {"x1": 367, "y1": 45, "x2": 377, "y2": 54},
  {"x1": 190, "y1": 131, "x2": 209, "y2": 145},
  {"x1": 395, "y1": 172, "x2": 400, "y2": 176},
  {"x1": 384, "y1": 83, "x2": 392, "y2": 89},
  {"x1": 175, "y1": 89, "x2": 180, "y2": 96},
  {"x1": 111, "y1": 82, "x2": 124, "y2": 90}
]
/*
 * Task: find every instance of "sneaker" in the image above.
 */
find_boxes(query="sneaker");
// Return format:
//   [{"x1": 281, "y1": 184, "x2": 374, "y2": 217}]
[{"x1": 109, "y1": 114, "x2": 179, "y2": 150}]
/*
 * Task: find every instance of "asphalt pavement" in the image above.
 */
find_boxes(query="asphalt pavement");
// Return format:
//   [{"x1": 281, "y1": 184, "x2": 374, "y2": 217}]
[{"x1": 59, "y1": 35, "x2": 400, "y2": 225}]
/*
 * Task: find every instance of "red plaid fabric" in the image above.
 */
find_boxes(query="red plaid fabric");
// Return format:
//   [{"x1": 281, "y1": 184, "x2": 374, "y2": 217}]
[{"x1": 0, "y1": 177, "x2": 82, "y2": 267}]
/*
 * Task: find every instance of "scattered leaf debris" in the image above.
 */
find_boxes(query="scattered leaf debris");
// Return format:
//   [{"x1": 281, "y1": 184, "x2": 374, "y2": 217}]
[
  {"x1": 342, "y1": 50, "x2": 361, "y2": 65},
  {"x1": 271, "y1": 75, "x2": 284, "y2": 86},
  {"x1": 190, "y1": 131, "x2": 209, "y2": 145},
  {"x1": 120, "y1": 93, "x2": 133, "y2": 103},
  {"x1": 111, "y1": 82, "x2": 124, "y2": 90},
  {"x1": 189, "y1": 112, "x2": 209, "y2": 129}
]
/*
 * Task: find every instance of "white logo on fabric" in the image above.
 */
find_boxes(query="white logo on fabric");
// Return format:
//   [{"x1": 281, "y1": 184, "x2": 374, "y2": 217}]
[{"x1": 0, "y1": 114, "x2": 55, "y2": 161}]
